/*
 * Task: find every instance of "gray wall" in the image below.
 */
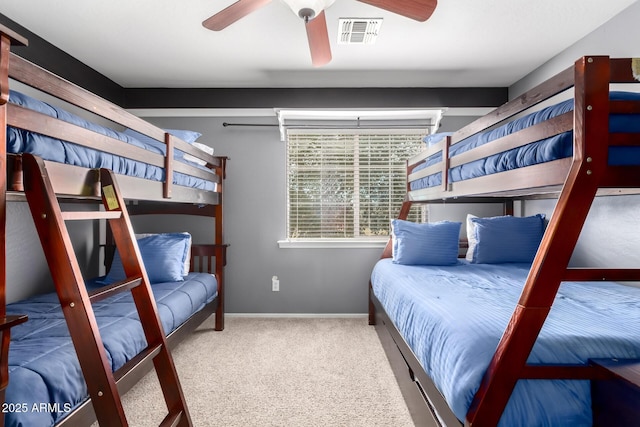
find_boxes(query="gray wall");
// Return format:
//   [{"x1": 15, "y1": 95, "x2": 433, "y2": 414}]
[
  {"x1": 6, "y1": 202, "x2": 101, "y2": 302},
  {"x1": 136, "y1": 115, "x2": 384, "y2": 314},
  {"x1": 138, "y1": 113, "x2": 500, "y2": 315}
]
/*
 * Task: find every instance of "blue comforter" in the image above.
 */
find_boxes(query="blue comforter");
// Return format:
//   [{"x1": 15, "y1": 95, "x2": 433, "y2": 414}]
[
  {"x1": 371, "y1": 259, "x2": 640, "y2": 426},
  {"x1": 6, "y1": 90, "x2": 216, "y2": 192},
  {"x1": 4, "y1": 273, "x2": 217, "y2": 427},
  {"x1": 411, "y1": 91, "x2": 640, "y2": 190}
]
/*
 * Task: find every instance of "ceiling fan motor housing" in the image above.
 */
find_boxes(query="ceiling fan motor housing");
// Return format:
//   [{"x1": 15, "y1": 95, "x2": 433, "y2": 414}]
[{"x1": 282, "y1": 0, "x2": 337, "y2": 21}]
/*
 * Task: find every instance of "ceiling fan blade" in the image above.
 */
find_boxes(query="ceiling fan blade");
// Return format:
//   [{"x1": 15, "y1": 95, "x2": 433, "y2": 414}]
[
  {"x1": 305, "y1": 11, "x2": 332, "y2": 67},
  {"x1": 356, "y1": 0, "x2": 437, "y2": 22},
  {"x1": 203, "y1": 0, "x2": 272, "y2": 31}
]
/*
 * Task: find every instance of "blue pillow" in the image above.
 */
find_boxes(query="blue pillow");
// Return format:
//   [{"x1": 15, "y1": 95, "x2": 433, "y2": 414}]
[
  {"x1": 105, "y1": 233, "x2": 191, "y2": 284},
  {"x1": 423, "y1": 132, "x2": 453, "y2": 146},
  {"x1": 164, "y1": 129, "x2": 202, "y2": 143},
  {"x1": 392, "y1": 219, "x2": 461, "y2": 265},
  {"x1": 468, "y1": 214, "x2": 545, "y2": 264}
]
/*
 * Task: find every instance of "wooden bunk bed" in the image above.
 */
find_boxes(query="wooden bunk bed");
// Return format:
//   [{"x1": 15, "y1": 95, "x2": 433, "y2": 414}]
[
  {"x1": 0, "y1": 24, "x2": 228, "y2": 426},
  {"x1": 369, "y1": 55, "x2": 640, "y2": 426}
]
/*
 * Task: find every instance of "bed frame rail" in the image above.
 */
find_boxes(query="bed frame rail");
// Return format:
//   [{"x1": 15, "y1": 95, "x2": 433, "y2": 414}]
[{"x1": 407, "y1": 57, "x2": 640, "y2": 202}]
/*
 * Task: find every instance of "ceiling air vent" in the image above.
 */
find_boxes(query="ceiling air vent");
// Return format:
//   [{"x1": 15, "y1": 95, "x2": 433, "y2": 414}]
[{"x1": 338, "y1": 18, "x2": 383, "y2": 45}]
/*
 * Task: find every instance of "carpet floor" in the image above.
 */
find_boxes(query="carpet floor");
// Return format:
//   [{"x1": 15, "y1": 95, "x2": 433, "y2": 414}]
[{"x1": 115, "y1": 316, "x2": 415, "y2": 426}]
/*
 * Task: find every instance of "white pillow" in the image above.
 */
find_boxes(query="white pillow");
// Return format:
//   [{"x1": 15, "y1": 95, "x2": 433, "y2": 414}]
[
  {"x1": 466, "y1": 214, "x2": 478, "y2": 262},
  {"x1": 184, "y1": 142, "x2": 214, "y2": 166}
]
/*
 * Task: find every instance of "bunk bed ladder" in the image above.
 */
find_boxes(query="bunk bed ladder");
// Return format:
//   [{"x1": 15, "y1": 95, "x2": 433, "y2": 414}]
[
  {"x1": 21, "y1": 153, "x2": 192, "y2": 427},
  {"x1": 466, "y1": 55, "x2": 634, "y2": 427}
]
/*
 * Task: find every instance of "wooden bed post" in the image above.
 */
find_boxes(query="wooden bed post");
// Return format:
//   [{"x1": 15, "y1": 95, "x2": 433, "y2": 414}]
[
  {"x1": 466, "y1": 56, "x2": 612, "y2": 427},
  {"x1": 0, "y1": 26, "x2": 29, "y2": 426},
  {"x1": 214, "y1": 157, "x2": 227, "y2": 331}
]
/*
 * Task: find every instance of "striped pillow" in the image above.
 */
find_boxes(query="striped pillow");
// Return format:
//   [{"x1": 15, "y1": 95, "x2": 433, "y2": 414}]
[
  {"x1": 468, "y1": 214, "x2": 545, "y2": 264},
  {"x1": 105, "y1": 233, "x2": 191, "y2": 284},
  {"x1": 392, "y1": 219, "x2": 461, "y2": 265}
]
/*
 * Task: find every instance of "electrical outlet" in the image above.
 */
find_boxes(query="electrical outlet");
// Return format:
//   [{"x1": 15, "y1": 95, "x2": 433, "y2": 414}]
[{"x1": 272, "y1": 276, "x2": 280, "y2": 292}]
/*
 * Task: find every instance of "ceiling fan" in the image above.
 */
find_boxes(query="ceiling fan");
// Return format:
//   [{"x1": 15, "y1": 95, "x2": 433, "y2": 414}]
[{"x1": 202, "y1": 0, "x2": 438, "y2": 67}]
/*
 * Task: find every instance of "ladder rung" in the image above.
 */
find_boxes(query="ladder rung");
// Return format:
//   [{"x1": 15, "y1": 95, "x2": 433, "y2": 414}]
[
  {"x1": 0, "y1": 314, "x2": 28, "y2": 332},
  {"x1": 113, "y1": 343, "x2": 163, "y2": 383},
  {"x1": 564, "y1": 268, "x2": 640, "y2": 281},
  {"x1": 160, "y1": 410, "x2": 183, "y2": 427},
  {"x1": 61, "y1": 211, "x2": 122, "y2": 221},
  {"x1": 88, "y1": 277, "x2": 143, "y2": 304}
]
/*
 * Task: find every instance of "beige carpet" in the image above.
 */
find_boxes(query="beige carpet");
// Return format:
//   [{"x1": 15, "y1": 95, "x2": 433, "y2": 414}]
[{"x1": 115, "y1": 316, "x2": 415, "y2": 427}]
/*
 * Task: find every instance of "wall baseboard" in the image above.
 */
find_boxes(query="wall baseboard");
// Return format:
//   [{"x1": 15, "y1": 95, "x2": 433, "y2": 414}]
[{"x1": 226, "y1": 313, "x2": 368, "y2": 319}]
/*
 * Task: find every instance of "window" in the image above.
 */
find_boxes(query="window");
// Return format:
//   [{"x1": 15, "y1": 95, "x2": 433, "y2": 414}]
[{"x1": 286, "y1": 129, "x2": 426, "y2": 241}]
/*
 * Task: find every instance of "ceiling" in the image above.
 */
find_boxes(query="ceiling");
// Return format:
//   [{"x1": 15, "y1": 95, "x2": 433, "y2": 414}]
[{"x1": 0, "y1": 0, "x2": 638, "y2": 89}]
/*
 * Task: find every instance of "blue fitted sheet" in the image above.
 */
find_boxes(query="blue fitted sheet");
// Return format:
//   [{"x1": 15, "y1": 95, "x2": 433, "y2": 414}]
[
  {"x1": 371, "y1": 258, "x2": 640, "y2": 426},
  {"x1": 411, "y1": 91, "x2": 640, "y2": 190},
  {"x1": 4, "y1": 272, "x2": 217, "y2": 427},
  {"x1": 6, "y1": 90, "x2": 216, "y2": 192}
]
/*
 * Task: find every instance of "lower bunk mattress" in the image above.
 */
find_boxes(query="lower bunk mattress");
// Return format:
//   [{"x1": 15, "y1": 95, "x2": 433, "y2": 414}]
[
  {"x1": 4, "y1": 272, "x2": 217, "y2": 427},
  {"x1": 370, "y1": 258, "x2": 640, "y2": 426}
]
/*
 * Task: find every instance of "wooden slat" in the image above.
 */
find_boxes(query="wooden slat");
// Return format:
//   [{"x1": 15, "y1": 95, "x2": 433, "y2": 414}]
[
  {"x1": 450, "y1": 113, "x2": 573, "y2": 169},
  {"x1": 7, "y1": 104, "x2": 220, "y2": 185},
  {"x1": 126, "y1": 203, "x2": 216, "y2": 217},
  {"x1": 113, "y1": 344, "x2": 162, "y2": 383},
  {"x1": 164, "y1": 133, "x2": 174, "y2": 199},
  {"x1": 520, "y1": 364, "x2": 604, "y2": 380},
  {"x1": 61, "y1": 211, "x2": 121, "y2": 221},
  {"x1": 7, "y1": 104, "x2": 166, "y2": 166},
  {"x1": 609, "y1": 133, "x2": 640, "y2": 146},
  {"x1": 9, "y1": 53, "x2": 166, "y2": 144},
  {"x1": 601, "y1": 165, "x2": 640, "y2": 187},
  {"x1": 0, "y1": 24, "x2": 28, "y2": 47},
  {"x1": 159, "y1": 411, "x2": 183, "y2": 427},
  {"x1": 610, "y1": 100, "x2": 640, "y2": 114},
  {"x1": 411, "y1": 158, "x2": 572, "y2": 201},
  {"x1": 88, "y1": 277, "x2": 142, "y2": 304},
  {"x1": 453, "y1": 65, "x2": 574, "y2": 143},
  {"x1": 563, "y1": 268, "x2": 640, "y2": 282},
  {"x1": 0, "y1": 315, "x2": 28, "y2": 332},
  {"x1": 407, "y1": 161, "x2": 440, "y2": 183},
  {"x1": 610, "y1": 58, "x2": 640, "y2": 83},
  {"x1": 441, "y1": 135, "x2": 451, "y2": 191}
]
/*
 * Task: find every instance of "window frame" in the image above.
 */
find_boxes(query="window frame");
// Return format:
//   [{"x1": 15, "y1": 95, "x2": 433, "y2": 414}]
[{"x1": 280, "y1": 128, "x2": 426, "y2": 248}]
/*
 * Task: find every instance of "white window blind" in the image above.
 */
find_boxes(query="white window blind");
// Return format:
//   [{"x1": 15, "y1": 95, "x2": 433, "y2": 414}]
[{"x1": 286, "y1": 129, "x2": 425, "y2": 240}]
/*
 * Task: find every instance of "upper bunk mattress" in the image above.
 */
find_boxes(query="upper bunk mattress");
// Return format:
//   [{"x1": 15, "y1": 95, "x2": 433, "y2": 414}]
[
  {"x1": 4, "y1": 272, "x2": 217, "y2": 427},
  {"x1": 411, "y1": 91, "x2": 640, "y2": 191},
  {"x1": 6, "y1": 90, "x2": 216, "y2": 192},
  {"x1": 370, "y1": 258, "x2": 640, "y2": 426}
]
